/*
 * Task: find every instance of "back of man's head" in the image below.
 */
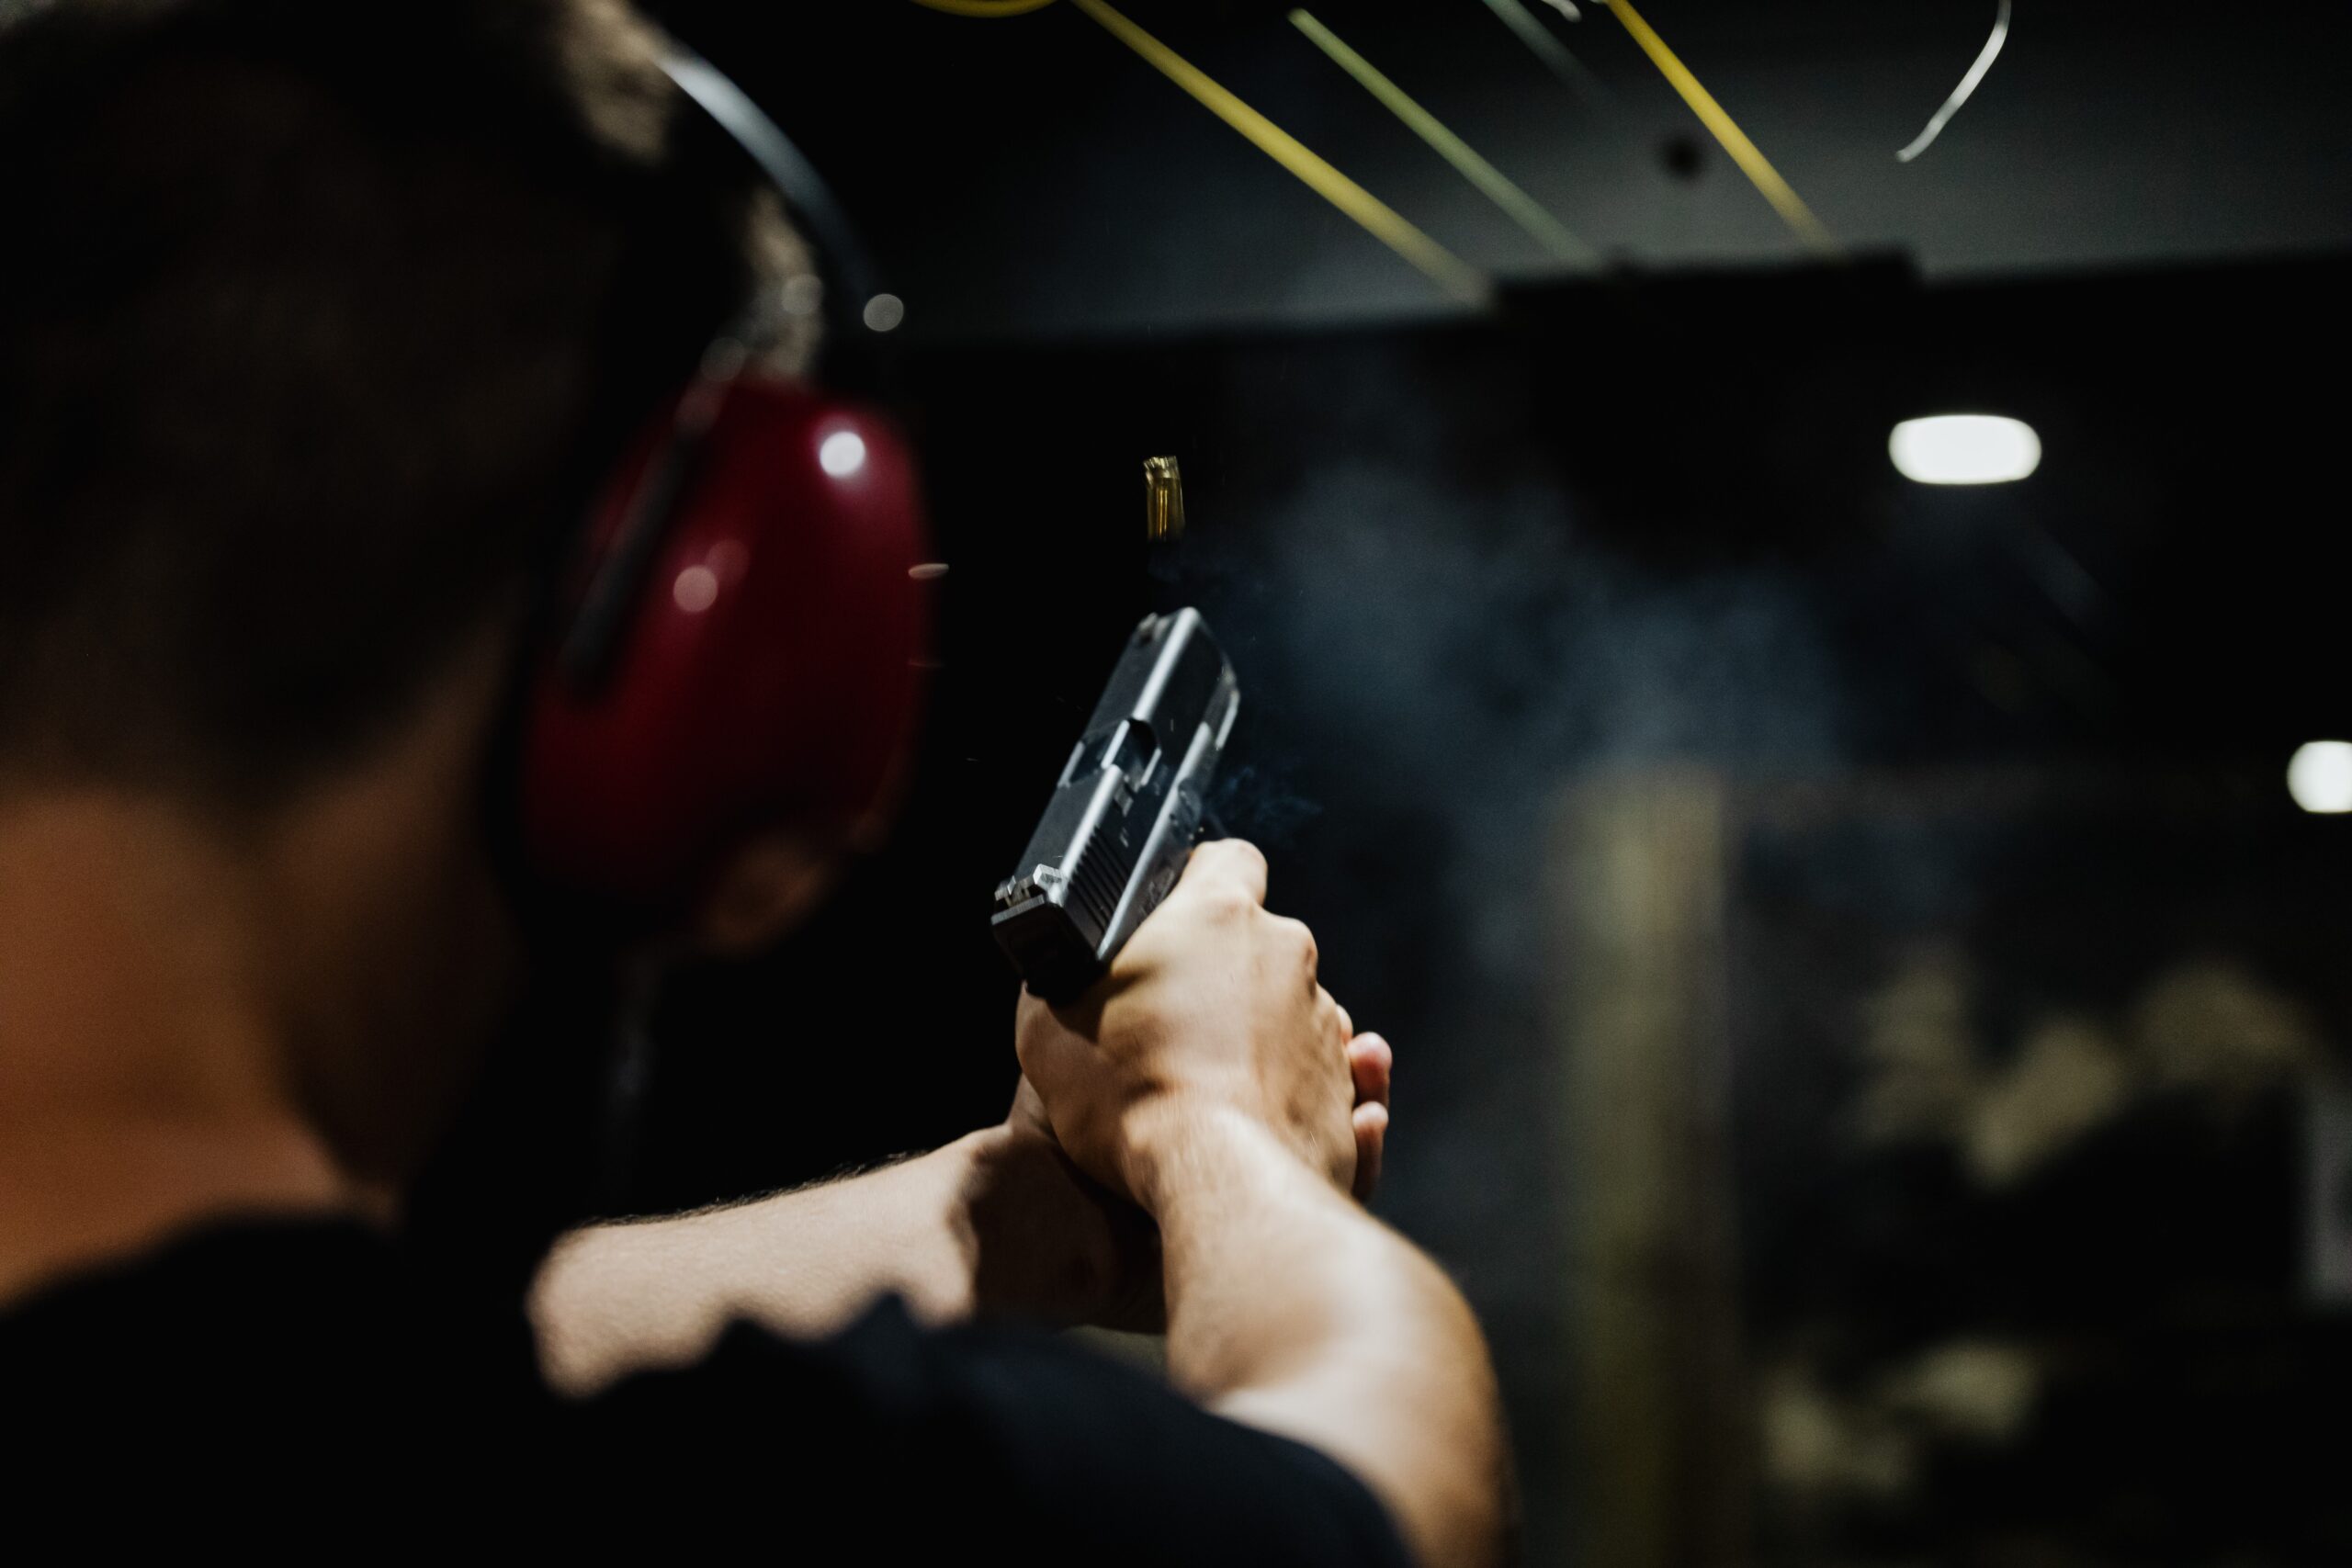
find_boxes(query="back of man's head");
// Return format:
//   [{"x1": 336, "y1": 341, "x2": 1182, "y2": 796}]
[{"x1": 0, "y1": 0, "x2": 806, "y2": 810}]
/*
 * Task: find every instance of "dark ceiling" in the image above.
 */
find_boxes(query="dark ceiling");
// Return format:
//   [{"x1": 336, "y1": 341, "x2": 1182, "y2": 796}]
[{"x1": 650, "y1": 0, "x2": 2352, "y2": 338}]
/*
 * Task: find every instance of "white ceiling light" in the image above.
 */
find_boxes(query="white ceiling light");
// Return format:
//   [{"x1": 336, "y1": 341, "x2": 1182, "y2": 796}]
[
  {"x1": 1890, "y1": 414, "x2": 2042, "y2": 485},
  {"x1": 2289, "y1": 741, "x2": 2352, "y2": 815}
]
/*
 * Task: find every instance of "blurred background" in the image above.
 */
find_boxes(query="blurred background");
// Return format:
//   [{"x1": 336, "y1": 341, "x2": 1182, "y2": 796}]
[{"x1": 616, "y1": 2, "x2": 2352, "y2": 1562}]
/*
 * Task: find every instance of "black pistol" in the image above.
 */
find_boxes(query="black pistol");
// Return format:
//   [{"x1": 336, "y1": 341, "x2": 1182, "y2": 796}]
[{"x1": 991, "y1": 609, "x2": 1239, "y2": 1003}]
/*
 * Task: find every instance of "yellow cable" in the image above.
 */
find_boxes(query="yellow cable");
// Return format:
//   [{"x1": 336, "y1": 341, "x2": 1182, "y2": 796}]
[
  {"x1": 1065, "y1": 0, "x2": 1491, "y2": 307},
  {"x1": 906, "y1": 0, "x2": 1059, "y2": 17},
  {"x1": 1290, "y1": 9, "x2": 1590, "y2": 265},
  {"x1": 1597, "y1": 0, "x2": 1838, "y2": 256},
  {"x1": 905, "y1": 0, "x2": 1491, "y2": 305}
]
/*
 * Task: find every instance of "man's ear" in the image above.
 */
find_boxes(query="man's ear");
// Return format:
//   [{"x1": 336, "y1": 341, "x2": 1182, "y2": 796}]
[{"x1": 693, "y1": 829, "x2": 845, "y2": 955}]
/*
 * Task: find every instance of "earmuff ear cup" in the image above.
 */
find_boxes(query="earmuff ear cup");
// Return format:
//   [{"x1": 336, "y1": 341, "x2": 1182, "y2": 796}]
[{"x1": 520, "y1": 377, "x2": 931, "y2": 909}]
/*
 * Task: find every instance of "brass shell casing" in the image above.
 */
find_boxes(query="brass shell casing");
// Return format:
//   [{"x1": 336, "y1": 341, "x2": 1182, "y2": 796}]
[{"x1": 1144, "y1": 455, "x2": 1185, "y2": 542}]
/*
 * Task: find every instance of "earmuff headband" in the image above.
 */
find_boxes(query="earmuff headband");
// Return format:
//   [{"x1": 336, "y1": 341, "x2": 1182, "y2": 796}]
[
  {"x1": 556, "y1": 46, "x2": 899, "y2": 692},
  {"x1": 653, "y1": 47, "x2": 897, "y2": 350}
]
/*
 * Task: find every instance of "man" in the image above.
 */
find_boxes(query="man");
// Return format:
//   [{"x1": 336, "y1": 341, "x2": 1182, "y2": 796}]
[{"x1": 0, "y1": 1, "x2": 1506, "y2": 1561}]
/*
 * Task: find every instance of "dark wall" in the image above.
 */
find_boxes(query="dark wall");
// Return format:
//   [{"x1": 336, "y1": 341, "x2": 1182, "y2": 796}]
[{"x1": 625, "y1": 254, "x2": 2352, "y2": 1561}]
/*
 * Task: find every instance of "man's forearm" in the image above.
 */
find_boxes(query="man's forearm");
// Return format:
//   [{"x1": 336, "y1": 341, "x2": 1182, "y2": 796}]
[
  {"x1": 529, "y1": 1126, "x2": 1125, "y2": 1396},
  {"x1": 1136, "y1": 1106, "x2": 1507, "y2": 1568}
]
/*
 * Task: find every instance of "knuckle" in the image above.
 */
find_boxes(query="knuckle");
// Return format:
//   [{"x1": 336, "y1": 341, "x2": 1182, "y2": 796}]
[
  {"x1": 1190, "y1": 840, "x2": 1269, "y2": 897},
  {"x1": 1225, "y1": 839, "x2": 1269, "y2": 876},
  {"x1": 1272, "y1": 915, "x2": 1317, "y2": 970},
  {"x1": 1204, "y1": 886, "x2": 1255, "y2": 922}
]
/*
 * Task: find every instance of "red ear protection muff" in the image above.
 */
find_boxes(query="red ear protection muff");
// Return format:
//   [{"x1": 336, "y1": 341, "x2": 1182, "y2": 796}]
[
  {"x1": 517, "y1": 48, "x2": 931, "y2": 908},
  {"x1": 521, "y1": 377, "x2": 927, "y2": 904}
]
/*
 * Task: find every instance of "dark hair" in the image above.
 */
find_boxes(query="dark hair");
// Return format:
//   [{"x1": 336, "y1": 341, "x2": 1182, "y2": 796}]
[{"x1": 0, "y1": 0, "x2": 803, "y2": 805}]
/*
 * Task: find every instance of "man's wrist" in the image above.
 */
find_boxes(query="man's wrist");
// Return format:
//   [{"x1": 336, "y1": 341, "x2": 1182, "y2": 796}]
[{"x1": 1119, "y1": 1098, "x2": 1317, "y2": 1222}]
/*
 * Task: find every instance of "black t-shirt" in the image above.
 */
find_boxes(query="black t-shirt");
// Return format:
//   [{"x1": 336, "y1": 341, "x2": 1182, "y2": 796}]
[{"x1": 0, "y1": 1220, "x2": 1411, "y2": 1561}]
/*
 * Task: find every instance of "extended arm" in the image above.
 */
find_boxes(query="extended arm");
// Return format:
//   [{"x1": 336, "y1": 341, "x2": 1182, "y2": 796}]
[
  {"x1": 527, "y1": 1124, "x2": 1141, "y2": 1396},
  {"x1": 1142, "y1": 1106, "x2": 1504, "y2": 1568},
  {"x1": 1017, "y1": 841, "x2": 1508, "y2": 1568}
]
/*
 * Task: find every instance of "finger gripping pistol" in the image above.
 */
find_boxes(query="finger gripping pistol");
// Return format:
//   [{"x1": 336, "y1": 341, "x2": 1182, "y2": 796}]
[{"x1": 991, "y1": 608, "x2": 1239, "y2": 1003}]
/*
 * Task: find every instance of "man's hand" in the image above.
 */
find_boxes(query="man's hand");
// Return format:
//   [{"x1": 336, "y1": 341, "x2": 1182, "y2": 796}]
[
  {"x1": 1016, "y1": 840, "x2": 1378, "y2": 1212},
  {"x1": 1001, "y1": 1013, "x2": 1392, "y2": 1332},
  {"x1": 1007, "y1": 1033, "x2": 1393, "y2": 1205},
  {"x1": 1012, "y1": 839, "x2": 1506, "y2": 1568}
]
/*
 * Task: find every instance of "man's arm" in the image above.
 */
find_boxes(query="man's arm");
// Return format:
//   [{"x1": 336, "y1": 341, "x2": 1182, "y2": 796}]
[
  {"x1": 527, "y1": 1125, "x2": 1143, "y2": 1396},
  {"x1": 1142, "y1": 1106, "x2": 1503, "y2": 1568},
  {"x1": 1016, "y1": 841, "x2": 1508, "y2": 1568}
]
